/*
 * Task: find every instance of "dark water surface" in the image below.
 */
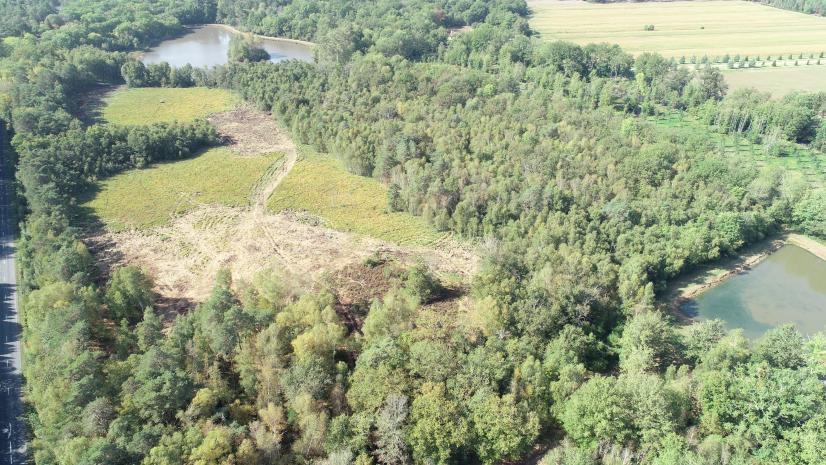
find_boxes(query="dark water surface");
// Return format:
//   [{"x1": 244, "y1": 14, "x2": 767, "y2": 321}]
[
  {"x1": 141, "y1": 25, "x2": 313, "y2": 68},
  {"x1": 682, "y1": 245, "x2": 826, "y2": 338}
]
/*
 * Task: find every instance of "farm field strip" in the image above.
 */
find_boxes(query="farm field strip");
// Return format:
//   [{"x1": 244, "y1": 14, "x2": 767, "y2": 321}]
[
  {"x1": 723, "y1": 66, "x2": 826, "y2": 96},
  {"x1": 528, "y1": 0, "x2": 826, "y2": 58}
]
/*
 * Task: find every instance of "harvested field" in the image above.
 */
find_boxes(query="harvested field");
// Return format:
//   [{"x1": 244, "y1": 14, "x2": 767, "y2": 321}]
[
  {"x1": 529, "y1": 0, "x2": 826, "y2": 58},
  {"x1": 723, "y1": 65, "x2": 826, "y2": 97}
]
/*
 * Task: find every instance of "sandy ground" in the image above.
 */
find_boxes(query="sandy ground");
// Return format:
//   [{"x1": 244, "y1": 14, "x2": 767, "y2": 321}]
[
  {"x1": 86, "y1": 107, "x2": 477, "y2": 311},
  {"x1": 787, "y1": 233, "x2": 826, "y2": 261}
]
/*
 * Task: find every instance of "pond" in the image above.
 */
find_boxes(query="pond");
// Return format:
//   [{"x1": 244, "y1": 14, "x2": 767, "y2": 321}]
[
  {"x1": 682, "y1": 245, "x2": 826, "y2": 338},
  {"x1": 141, "y1": 24, "x2": 313, "y2": 68}
]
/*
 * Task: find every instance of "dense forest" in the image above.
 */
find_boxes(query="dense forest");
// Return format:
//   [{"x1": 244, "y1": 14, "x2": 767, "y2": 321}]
[{"x1": 2, "y1": 1, "x2": 826, "y2": 465}]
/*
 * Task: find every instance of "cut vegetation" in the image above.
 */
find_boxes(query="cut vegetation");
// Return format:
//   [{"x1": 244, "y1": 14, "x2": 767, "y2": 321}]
[
  {"x1": 83, "y1": 96, "x2": 475, "y2": 306},
  {"x1": 528, "y1": 0, "x2": 826, "y2": 58},
  {"x1": 87, "y1": 205, "x2": 477, "y2": 306},
  {"x1": 101, "y1": 86, "x2": 239, "y2": 124}
]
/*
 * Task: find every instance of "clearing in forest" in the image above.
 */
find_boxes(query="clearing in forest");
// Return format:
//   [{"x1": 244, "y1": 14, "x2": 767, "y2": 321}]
[
  {"x1": 82, "y1": 147, "x2": 283, "y2": 230},
  {"x1": 102, "y1": 87, "x2": 239, "y2": 125},
  {"x1": 83, "y1": 105, "x2": 476, "y2": 307},
  {"x1": 723, "y1": 66, "x2": 826, "y2": 97},
  {"x1": 267, "y1": 150, "x2": 448, "y2": 247},
  {"x1": 528, "y1": 0, "x2": 826, "y2": 58}
]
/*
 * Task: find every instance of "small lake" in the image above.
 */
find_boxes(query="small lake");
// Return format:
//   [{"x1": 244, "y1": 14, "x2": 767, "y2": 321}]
[
  {"x1": 141, "y1": 25, "x2": 313, "y2": 68},
  {"x1": 682, "y1": 245, "x2": 826, "y2": 338}
]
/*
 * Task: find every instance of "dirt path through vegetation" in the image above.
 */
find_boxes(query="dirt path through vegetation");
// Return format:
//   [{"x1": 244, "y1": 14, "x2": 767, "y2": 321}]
[{"x1": 208, "y1": 106, "x2": 299, "y2": 209}]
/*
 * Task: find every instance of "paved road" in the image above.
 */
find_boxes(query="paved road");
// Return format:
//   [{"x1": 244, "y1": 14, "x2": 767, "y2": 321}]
[{"x1": 0, "y1": 124, "x2": 25, "y2": 464}]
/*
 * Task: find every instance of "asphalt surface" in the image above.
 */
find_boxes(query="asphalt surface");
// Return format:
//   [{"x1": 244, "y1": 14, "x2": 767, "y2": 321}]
[{"x1": 0, "y1": 124, "x2": 25, "y2": 464}]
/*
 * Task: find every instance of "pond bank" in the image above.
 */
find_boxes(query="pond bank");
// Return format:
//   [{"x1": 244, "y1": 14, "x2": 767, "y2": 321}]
[
  {"x1": 662, "y1": 233, "x2": 826, "y2": 319},
  {"x1": 206, "y1": 23, "x2": 316, "y2": 47},
  {"x1": 140, "y1": 24, "x2": 314, "y2": 68}
]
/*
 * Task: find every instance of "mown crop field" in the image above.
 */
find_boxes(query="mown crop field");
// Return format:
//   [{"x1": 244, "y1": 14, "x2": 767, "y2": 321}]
[
  {"x1": 528, "y1": 0, "x2": 826, "y2": 58},
  {"x1": 267, "y1": 150, "x2": 447, "y2": 246},
  {"x1": 723, "y1": 66, "x2": 826, "y2": 97},
  {"x1": 102, "y1": 87, "x2": 239, "y2": 125},
  {"x1": 83, "y1": 148, "x2": 282, "y2": 230},
  {"x1": 652, "y1": 113, "x2": 826, "y2": 187}
]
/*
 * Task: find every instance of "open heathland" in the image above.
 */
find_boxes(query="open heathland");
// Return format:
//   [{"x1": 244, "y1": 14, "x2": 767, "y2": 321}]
[
  {"x1": 82, "y1": 148, "x2": 283, "y2": 230},
  {"x1": 101, "y1": 86, "x2": 239, "y2": 124},
  {"x1": 267, "y1": 150, "x2": 449, "y2": 246},
  {"x1": 528, "y1": 0, "x2": 826, "y2": 58}
]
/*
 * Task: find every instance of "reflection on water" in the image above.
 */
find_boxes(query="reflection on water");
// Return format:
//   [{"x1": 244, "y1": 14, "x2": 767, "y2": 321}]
[
  {"x1": 142, "y1": 25, "x2": 313, "y2": 68},
  {"x1": 683, "y1": 245, "x2": 826, "y2": 338}
]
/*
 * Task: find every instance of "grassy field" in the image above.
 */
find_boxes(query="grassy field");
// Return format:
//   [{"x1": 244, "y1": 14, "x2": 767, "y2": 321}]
[
  {"x1": 528, "y1": 0, "x2": 826, "y2": 58},
  {"x1": 83, "y1": 148, "x2": 282, "y2": 230},
  {"x1": 101, "y1": 87, "x2": 238, "y2": 125},
  {"x1": 652, "y1": 113, "x2": 826, "y2": 187},
  {"x1": 723, "y1": 66, "x2": 826, "y2": 97},
  {"x1": 267, "y1": 150, "x2": 447, "y2": 246}
]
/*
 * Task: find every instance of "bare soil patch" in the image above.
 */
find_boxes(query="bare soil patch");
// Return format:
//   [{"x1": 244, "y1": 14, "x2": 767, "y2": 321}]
[
  {"x1": 86, "y1": 205, "x2": 477, "y2": 311},
  {"x1": 210, "y1": 106, "x2": 299, "y2": 209},
  {"x1": 209, "y1": 106, "x2": 295, "y2": 157}
]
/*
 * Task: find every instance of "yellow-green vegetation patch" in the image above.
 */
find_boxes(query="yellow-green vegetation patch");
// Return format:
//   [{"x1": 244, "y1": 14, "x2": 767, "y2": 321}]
[
  {"x1": 528, "y1": 0, "x2": 826, "y2": 58},
  {"x1": 102, "y1": 87, "x2": 238, "y2": 125},
  {"x1": 85, "y1": 148, "x2": 281, "y2": 230},
  {"x1": 724, "y1": 66, "x2": 826, "y2": 97},
  {"x1": 267, "y1": 151, "x2": 446, "y2": 246}
]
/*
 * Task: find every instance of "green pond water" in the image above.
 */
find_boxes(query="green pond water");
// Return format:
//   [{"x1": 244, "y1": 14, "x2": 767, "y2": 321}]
[{"x1": 682, "y1": 245, "x2": 826, "y2": 339}]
